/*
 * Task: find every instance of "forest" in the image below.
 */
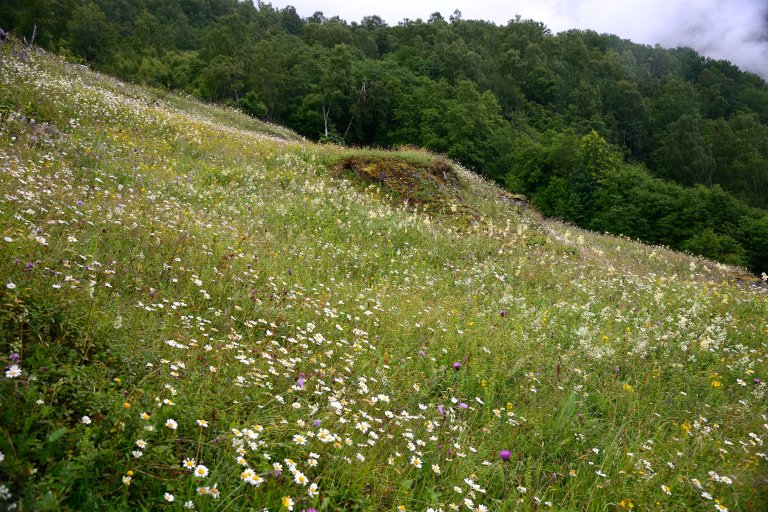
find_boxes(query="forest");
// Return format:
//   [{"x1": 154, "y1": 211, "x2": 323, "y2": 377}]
[{"x1": 3, "y1": 0, "x2": 768, "y2": 273}]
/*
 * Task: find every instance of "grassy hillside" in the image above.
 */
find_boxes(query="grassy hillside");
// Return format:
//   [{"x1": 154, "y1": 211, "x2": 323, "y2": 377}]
[{"x1": 1, "y1": 43, "x2": 767, "y2": 512}]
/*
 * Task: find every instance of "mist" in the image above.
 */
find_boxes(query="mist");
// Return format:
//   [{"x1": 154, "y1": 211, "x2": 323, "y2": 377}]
[
  {"x1": 539, "y1": 0, "x2": 768, "y2": 79},
  {"x1": 269, "y1": 0, "x2": 768, "y2": 79}
]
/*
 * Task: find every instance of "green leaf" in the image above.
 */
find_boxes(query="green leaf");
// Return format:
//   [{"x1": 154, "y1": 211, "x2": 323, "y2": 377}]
[{"x1": 48, "y1": 427, "x2": 68, "y2": 443}]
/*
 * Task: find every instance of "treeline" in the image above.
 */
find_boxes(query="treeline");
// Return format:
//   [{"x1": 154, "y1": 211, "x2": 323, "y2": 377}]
[{"x1": 3, "y1": 0, "x2": 768, "y2": 272}]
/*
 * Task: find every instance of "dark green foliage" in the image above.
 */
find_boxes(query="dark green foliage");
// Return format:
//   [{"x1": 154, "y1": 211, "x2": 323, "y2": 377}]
[
  {"x1": 198, "y1": 55, "x2": 243, "y2": 100},
  {"x1": 681, "y1": 228, "x2": 747, "y2": 266},
  {"x1": 738, "y1": 214, "x2": 768, "y2": 273},
  {"x1": 237, "y1": 90, "x2": 267, "y2": 118},
  {"x1": 0, "y1": 290, "x2": 133, "y2": 510},
  {"x1": 66, "y1": 2, "x2": 116, "y2": 63},
  {"x1": 3, "y1": 1, "x2": 768, "y2": 272}
]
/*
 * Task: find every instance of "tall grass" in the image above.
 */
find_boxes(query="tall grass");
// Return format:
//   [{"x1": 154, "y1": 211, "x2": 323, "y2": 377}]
[{"x1": 0, "y1": 42, "x2": 766, "y2": 512}]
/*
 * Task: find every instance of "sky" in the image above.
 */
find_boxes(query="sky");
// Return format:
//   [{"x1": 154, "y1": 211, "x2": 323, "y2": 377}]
[{"x1": 266, "y1": 0, "x2": 768, "y2": 79}]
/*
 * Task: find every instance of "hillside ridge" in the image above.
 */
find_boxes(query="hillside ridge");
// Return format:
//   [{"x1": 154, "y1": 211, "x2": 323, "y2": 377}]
[
  {"x1": 1, "y1": 42, "x2": 767, "y2": 512},
  {"x1": 4, "y1": 1, "x2": 768, "y2": 273}
]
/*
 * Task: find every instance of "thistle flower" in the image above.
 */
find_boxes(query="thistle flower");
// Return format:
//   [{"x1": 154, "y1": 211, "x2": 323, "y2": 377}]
[{"x1": 499, "y1": 450, "x2": 511, "y2": 461}]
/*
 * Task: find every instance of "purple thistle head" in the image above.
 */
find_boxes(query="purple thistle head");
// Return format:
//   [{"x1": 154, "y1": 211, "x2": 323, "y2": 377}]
[
  {"x1": 500, "y1": 309, "x2": 506, "y2": 318},
  {"x1": 453, "y1": 361, "x2": 462, "y2": 370},
  {"x1": 313, "y1": 419, "x2": 322, "y2": 427},
  {"x1": 499, "y1": 450, "x2": 512, "y2": 462},
  {"x1": 76, "y1": 200, "x2": 83, "y2": 207},
  {"x1": 303, "y1": 508, "x2": 319, "y2": 512}
]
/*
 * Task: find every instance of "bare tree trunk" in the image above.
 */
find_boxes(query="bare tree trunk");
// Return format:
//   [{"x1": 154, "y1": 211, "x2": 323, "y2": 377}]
[
  {"x1": 25, "y1": 24, "x2": 37, "y2": 45},
  {"x1": 322, "y1": 106, "x2": 330, "y2": 137},
  {"x1": 343, "y1": 115, "x2": 354, "y2": 140}
]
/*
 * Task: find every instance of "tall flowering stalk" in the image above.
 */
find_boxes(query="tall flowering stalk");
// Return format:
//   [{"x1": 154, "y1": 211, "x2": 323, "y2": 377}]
[{"x1": 499, "y1": 450, "x2": 512, "y2": 503}]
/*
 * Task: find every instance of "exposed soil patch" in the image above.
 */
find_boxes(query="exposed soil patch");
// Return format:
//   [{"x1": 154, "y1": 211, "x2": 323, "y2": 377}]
[{"x1": 333, "y1": 155, "x2": 472, "y2": 216}]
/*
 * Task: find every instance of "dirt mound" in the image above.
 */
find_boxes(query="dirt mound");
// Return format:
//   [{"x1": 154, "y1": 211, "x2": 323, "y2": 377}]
[{"x1": 334, "y1": 155, "x2": 468, "y2": 213}]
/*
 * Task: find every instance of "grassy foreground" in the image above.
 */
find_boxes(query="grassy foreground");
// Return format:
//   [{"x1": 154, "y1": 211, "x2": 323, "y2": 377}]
[{"x1": 0, "y1": 42, "x2": 767, "y2": 512}]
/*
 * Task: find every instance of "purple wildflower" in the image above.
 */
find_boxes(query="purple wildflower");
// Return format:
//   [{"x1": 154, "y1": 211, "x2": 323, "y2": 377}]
[
  {"x1": 499, "y1": 450, "x2": 512, "y2": 462},
  {"x1": 453, "y1": 361, "x2": 461, "y2": 370}
]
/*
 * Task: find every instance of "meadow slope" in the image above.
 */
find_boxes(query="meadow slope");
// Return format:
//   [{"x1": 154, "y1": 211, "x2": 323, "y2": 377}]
[{"x1": 1, "y1": 43, "x2": 767, "y2": 512}]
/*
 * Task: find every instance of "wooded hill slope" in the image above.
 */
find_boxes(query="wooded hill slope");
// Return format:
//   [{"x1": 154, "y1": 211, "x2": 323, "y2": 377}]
[{"x1": 3, "y1": 1, "x2": 768, "y2": 272}]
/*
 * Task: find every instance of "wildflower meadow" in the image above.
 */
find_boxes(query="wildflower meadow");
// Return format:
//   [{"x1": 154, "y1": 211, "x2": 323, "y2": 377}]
[{"x1": 0, "y1": 42, "x2": 766, "y2": 511}]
